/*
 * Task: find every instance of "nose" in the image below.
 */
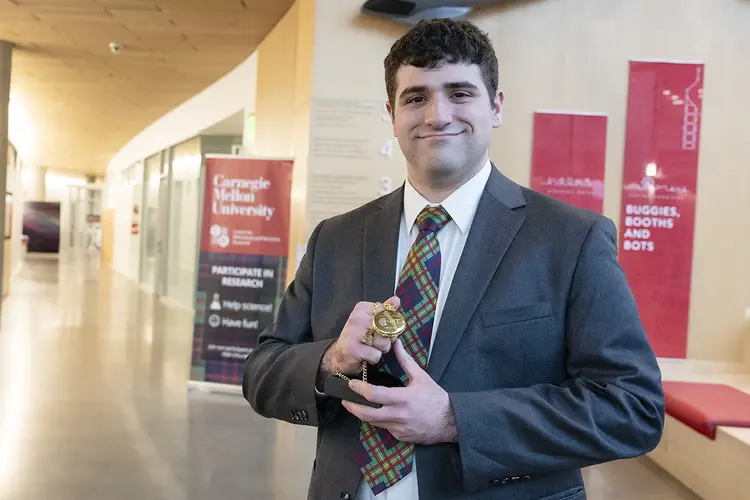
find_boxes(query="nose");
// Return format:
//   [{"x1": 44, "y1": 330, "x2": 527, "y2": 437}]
[{"x1": 424, "y1": 95, "x2": 452, "y2": 130}]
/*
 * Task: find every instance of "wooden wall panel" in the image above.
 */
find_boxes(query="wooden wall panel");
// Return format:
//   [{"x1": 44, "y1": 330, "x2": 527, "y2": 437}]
[
  {"x1": 100, "y1": 208, "x2": 114, "y2": 265},
  {"x1": 304, "y1": 0, "x2": 750, "y2": 364}
]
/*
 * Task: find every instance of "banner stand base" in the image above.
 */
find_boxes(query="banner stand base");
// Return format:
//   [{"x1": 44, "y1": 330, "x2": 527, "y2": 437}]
[{"x1": 187, "y1": 380, "x2": 243, "y2": 396}]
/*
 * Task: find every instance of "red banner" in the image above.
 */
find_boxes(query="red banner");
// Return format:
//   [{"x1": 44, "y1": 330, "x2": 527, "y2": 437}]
[
  {"x1": 192, "y1": 156, "x2": 293, "y2": 386},
  {"x1": 530, "y1": 111, "x2": 607, "y2": 213},
  {"x1": 619, "y1": 60, "x2": 704, "y2": 359},
  {"x1": 200, "y1": 156, "x2": 293, "y2": 256}
]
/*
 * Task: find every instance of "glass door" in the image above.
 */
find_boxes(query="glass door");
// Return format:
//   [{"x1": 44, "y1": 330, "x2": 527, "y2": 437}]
[
  {"x1": 155, "y1": 163, "x2": 170, "y2": 298},
  {"x1": 139, "y1": 153, "x2": 161, "y2": 289},
  {"x1": 166, "y1": 137, "x2": 201, "y2": 308}
]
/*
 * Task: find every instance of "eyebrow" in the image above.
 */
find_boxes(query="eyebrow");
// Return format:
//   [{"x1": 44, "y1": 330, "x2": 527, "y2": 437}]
[{"x1": 399, "y1": 81, "x2": 480, "y2": 100}]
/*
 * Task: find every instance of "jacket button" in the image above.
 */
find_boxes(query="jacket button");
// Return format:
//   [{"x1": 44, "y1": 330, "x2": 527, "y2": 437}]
[
  {"x1": 489, "y1": 479, "x2": 503, "y2": 486},
  {"x1": 340, "y1": 493, "x2": 351, "y2": 500}
]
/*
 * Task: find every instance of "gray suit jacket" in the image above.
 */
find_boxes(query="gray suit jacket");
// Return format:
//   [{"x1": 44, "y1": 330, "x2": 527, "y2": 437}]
[{"x1": 243, "y1": 166, "x2": 665, "y2": 500}]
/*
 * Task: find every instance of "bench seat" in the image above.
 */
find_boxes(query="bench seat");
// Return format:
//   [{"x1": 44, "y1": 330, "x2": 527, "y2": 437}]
[
  {"x1": 647, "y1": 362, "x2": 750, "y2": 499},
  {"x1": 662, "y1": 381, "x2": 750, "y2": 439}
]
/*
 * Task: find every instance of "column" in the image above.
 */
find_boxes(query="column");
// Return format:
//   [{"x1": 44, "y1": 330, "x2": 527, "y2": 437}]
[
  {"x1": 254, "y1": 0, "x2": 315, "y2": 284},
  {"x1": 254, "y1": 0, "x2": 409, "y2": 283},
  {"x1": 0, "y1": 40, "x2": 12, "y2": 308},
  {"x1": 0, "y1": 41, "x2": 11, "y2": 202}
]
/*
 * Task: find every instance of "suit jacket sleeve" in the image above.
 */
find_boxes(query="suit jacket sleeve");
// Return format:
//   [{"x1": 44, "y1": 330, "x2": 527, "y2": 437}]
[
  {"x1": 448, "y1": 217, "x2": 665, "y2": 493},
  {"x1": 242, "y1": 220, "x2": 340, "y2": 427}
]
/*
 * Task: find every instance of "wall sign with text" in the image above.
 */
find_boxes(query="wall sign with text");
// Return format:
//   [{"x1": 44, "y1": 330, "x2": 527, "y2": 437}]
[
  {"x1": 530, "y1": 111, "x2": 608, "y2": 213},
  {"x1": 619, "y1": 60, "x2": 704, "y2": 359},
  {"x1": 191, "y1": 155, "x2": 293, "y2": 386}
]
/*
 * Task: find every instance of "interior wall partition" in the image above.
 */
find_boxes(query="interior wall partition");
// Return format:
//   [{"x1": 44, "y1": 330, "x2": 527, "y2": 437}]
[
  {"x1": 139, "y1": 152, "x2": 161, "y2": 289},
  {"x1": 124, "y1": 134, "x2": 244, "y2": 309},
  {"x1": 164, "y1": 137, "x2": 201, "y2": 308}
]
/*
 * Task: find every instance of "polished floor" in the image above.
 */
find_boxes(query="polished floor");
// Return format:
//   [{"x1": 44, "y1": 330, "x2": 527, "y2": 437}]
[{"x1": 0, "y1": 253, "x2": 700, "y2": 500}]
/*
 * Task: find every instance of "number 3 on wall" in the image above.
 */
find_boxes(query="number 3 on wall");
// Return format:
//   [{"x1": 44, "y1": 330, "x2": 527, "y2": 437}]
[
  {"x1": 380, "y1": 139, "x2": 393, "y2": 159},
  {"x1": 379, "y1": 176, "x2": 393, "y2": 196}
]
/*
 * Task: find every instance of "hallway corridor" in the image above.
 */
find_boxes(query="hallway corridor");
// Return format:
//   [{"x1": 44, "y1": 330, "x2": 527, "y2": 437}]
[{"x1": 0, "y1": 254, "x2": 698, "y2": 500}]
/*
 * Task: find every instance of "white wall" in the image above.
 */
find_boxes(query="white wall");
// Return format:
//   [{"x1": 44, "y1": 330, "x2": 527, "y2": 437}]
[
  {"x1": 10, "y1": 95, "x2": 92, "y2": 266},
  {"x1": 113, "y1": 181, "x2": 131, "y2": 279},
  {"x1": 9, "y1": 96, "x2": 36, "y2": 277},
  {"x1": 8, "y1": 148, "x2": 24, "y2": 283},
  {"x1": 105, "y1": 51, "x2": 258, "y2": 187},
  {"x1": 113, "y1": 162, "x2": 142, "y2": 280},
  {"x1": 8, "y1": 95, "x2": 35, "y2": 169},
  {"x1": 45, "y1": 171, "x2": 86, "y2": 202},
  {"x1": 21, "y1": 166, "x2": 46, "y2": 201},
  {"x1": 105, "y1": 51, "x2": 257, "y2": 279},
  {"x1": 44, "y1": 171, "x2": 87, "y2": 254}
]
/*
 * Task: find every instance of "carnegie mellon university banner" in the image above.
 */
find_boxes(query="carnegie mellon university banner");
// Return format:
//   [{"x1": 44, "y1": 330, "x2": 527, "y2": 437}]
[
  {"x1": 191, "y1": 155, "x2": 293, "y2": 386},
  {"x1": 619, "y1": 60, "x2": 704, "y2": 359},
  {"x1": 530, "y1": 111, "x2": 607, "y2": 213}
]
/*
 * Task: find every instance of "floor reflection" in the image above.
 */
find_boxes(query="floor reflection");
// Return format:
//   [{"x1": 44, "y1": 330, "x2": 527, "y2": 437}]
[{"x1": 0, "y1": 253, "x2": 697, "y2": 499}]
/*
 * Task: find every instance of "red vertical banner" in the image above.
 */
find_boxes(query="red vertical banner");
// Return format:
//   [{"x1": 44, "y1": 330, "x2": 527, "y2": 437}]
[
  {"x1": 191, "y1": 156, "x2": 293, "y2": 387},
  {"x1": 530, "y1": 111, "x2": 607, "y2": 213},
  {"x1": 199, "y1": 156, "x2": 292, "y2": 256},
  {"x1": 619, "y1": 60, "x2": 704, "y2": 359}
]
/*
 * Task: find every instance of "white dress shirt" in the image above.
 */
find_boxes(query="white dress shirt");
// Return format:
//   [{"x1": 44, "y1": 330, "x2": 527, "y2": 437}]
[{"x1": 355, "y1": 159, "x2": 492, "y2": 500}]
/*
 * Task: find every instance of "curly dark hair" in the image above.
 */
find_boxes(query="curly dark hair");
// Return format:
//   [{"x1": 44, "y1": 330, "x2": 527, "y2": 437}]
[{"x1": 384, "y1": 18, "x2": 499, "y2": 107}]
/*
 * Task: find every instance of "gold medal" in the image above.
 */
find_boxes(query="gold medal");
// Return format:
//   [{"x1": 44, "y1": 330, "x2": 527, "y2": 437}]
[
  {"x1": 333, "y1": 302, "x2": 408, "y2": 385},
  {"x1": 362, "y1": 302, "x2": 406, "y2": 383},
  {"x1": 372, "y1": 304, "x2": 406, "y2": 338},
  {"x1": 333, "y1": 303, "x2": 406, "y2": 382}
]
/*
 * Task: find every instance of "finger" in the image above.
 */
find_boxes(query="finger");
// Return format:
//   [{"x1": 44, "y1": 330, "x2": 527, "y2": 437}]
[
  {"x1": 349, "y1": 379, "x2": 402, "y2": 406},
  {"x1": 341, "y1": 400, "x2": 405, "y2": 426},
  {"x1": 384, "y1": 295, "x2": 401, "y2": 310},
  {"x1": 355, "y1": 301, "x2": 375, "y2": 312},
  {"x1": 371, "y1": 334, "x2": 392, "y2": 354},
  {"x1": 358, "y1": 345, "x2": 382, "y2": 366},
  {"x1": 342, "y1": 400, "x2": 380, "y2": 423},
  {"x1": 371, "y1": 296, "x2": 400, "y2": 315},
  {"x1": 393, "y1": 338, "x2": 423, "y2": 382},
  {"x1": 351, "y1": 302, "x2": 377, "y2": 324}
]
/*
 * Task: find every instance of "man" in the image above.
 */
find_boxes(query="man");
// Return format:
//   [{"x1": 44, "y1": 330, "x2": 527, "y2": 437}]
[{"x1": 243, "y1": 18, "x2": 664, "y2": 500}]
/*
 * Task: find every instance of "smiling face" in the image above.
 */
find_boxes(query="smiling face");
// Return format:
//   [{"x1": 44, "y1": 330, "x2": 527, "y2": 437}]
[{"x1": 387, "y1": 62, "x2": 503, "y2": 193}]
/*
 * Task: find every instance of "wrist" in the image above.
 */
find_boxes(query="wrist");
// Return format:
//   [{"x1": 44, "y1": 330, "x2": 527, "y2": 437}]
[
  {"x1": 316, "y1": 341, "x2": 338, "y2": 391},
  {"x1": 441, "y1": 393, "x2": 458, "y2": 444}
]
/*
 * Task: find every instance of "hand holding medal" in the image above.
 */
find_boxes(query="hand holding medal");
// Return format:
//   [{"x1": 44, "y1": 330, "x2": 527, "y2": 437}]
[
  {"x1": 361, "y1": 301, "x2": 406, "y2": 382},
  {"x1": 332, "y1": 299, "x2": 406, "y2": 384}
]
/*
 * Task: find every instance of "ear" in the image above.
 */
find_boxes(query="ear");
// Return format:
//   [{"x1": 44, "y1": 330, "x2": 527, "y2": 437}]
[
  {"x1": 492, "y1": 89, "x2": 504, "y2": 128},
  {"x1": 385, "y1": 100, "x2": 396, "y2": 136}
]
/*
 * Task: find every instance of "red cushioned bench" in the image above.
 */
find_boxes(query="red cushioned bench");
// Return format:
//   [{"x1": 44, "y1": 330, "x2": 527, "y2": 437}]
[{"x1": 662, "y1": 381, "x2": 750, "y2": 439}]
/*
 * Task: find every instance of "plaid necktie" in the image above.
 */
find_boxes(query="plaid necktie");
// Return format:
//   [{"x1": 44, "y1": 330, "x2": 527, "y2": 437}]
[{"x1": 356, "y1": 205, "x2": 451, "y2": 495}]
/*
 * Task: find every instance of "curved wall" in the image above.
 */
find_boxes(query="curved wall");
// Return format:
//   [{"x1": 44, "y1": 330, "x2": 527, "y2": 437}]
[
  {"x1": 105, "y1": 51, "x2": 257, "y2": 279},
  {"x1": 105, "y1": 51, "x2": 257, "y2": 183}
]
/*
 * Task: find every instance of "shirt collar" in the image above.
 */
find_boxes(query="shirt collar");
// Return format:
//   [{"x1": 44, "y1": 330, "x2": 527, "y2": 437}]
[{"x1": 403, "y1": 158, "x2": 492, "y2": 235}]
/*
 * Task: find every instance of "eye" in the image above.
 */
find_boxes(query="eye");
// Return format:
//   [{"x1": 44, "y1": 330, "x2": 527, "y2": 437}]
[
  {"x1": 406, "y1": 96, "x2": 426, "y2": 105},
  {"x1": 451, "y1": 91, "x2": 472, "y2": 99}
]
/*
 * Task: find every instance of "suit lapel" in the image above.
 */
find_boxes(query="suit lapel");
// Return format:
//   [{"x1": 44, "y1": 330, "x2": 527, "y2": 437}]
[
  {"x1": 427, "y1": 167, "x2": 527, "y2": 382},
  {"x1": 363, "y1": 188, "x2": 403, "y2": 302}
]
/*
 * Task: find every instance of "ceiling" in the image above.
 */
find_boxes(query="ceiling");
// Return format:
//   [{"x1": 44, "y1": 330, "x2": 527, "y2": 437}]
[{"x1": 0, "y1": 0, "x2": 294, "y2": 174}]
